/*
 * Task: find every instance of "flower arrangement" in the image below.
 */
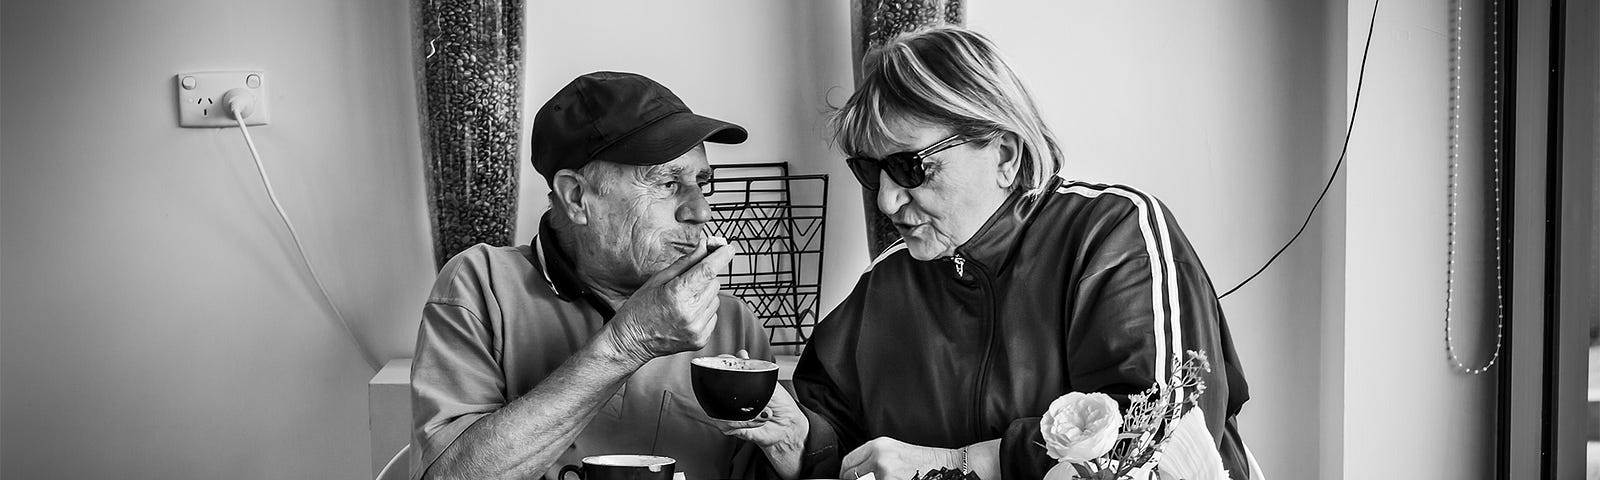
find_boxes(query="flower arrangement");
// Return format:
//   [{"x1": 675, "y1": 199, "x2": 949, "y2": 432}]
[
  {"x1": 1039, "y1": 350, "x2": 1227, "y2": 480},
  {"x1": 910, "y1": 467, "x2": 979, "y2": 480}
]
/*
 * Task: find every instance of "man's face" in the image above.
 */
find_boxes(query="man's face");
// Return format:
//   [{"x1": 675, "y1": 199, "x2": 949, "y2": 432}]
[{"x1": 581, "y1": 147, "x2": 715, "y2": 289}]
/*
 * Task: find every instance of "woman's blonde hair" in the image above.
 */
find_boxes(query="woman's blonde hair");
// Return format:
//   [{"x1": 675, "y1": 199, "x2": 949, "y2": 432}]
[{"x1": 833, "y1": 26, "x2": 1062, "y2": 192}]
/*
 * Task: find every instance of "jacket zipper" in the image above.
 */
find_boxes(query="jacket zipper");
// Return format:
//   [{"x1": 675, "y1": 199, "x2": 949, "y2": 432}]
[{"x1": 964, "y1": 254, "x2": 998, "y2": 440}]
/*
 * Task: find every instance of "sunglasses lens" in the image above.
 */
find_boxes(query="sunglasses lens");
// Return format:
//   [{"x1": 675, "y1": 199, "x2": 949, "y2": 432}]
[
  {"x1": 846, "y1": 157, "x2": 881, "y2": 190},
  {"x1": 882, "y1": 153, "x2": 925, "y2": 189}
]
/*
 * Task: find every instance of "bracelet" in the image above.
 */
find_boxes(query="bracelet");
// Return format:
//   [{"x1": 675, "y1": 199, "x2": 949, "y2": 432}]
[{"x1": 959, "y1": 446, "x2": 970, "y2": 475}]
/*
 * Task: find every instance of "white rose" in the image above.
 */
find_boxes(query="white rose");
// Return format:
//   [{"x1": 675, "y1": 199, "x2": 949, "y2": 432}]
[{"x1": 1039, "y1": 392, "x2": 1123, "y2": 463}]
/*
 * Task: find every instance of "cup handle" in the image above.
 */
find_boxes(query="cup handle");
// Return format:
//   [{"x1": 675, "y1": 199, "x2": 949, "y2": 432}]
[{"x1": 559, "y1": 465, "x2": 583, "y2": 480}]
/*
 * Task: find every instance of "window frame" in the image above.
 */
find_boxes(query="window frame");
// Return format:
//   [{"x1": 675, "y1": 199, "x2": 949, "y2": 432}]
[{"x1": 1500, "y1": 0, "x2": 1597, "y2": 477}]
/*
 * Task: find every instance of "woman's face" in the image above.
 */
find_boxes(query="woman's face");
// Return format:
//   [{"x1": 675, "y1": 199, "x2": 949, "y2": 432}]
[{"x1": 868, "y1": 116, "x2": 1017, "y2": 261}]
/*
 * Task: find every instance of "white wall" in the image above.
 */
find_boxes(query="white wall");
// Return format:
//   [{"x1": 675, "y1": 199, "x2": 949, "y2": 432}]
[
  {"x1": 968, "y1": 1, "x2": 1338, "y2": 477},
  {"x1": 1337, "y1": 0, "x2": 1498, "y2": 478},
  {"x1": 0, "y1": 0, "x2": 434, "y2": 478}
]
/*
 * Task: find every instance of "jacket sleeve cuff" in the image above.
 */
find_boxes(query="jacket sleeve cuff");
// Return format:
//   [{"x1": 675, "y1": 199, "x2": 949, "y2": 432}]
[
  {"x1": 729, "y1": 439, "x2": 783, "y2": 480},
  {"x1": 797, "y1": 404, "x2": 842, "y2": 478},
  {"x1": 1000, "y1": 417, "x2": 1056, "y2": 480}
]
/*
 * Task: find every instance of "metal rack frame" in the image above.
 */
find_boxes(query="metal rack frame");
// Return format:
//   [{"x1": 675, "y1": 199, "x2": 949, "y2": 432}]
[{"x1": 704, "y1": 163, "x2": 828, "y2": 349}]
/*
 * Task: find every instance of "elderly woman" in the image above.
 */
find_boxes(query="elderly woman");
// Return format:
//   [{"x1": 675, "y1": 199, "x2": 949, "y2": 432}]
[{"x1": 722, "y1": 27, "x2": 1257, "y2": 480}]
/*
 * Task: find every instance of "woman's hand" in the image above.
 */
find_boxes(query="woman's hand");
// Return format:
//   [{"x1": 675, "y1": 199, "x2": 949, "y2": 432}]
[
  {"x1": 714, "y1": 351, "x2": 808, "y2": 480},
  {"x1": 716, "y1": 383, "x2": 807, "y2": 447},
  {"x1": 840, "y1": 437, "x2": 960, "y2": 480}
]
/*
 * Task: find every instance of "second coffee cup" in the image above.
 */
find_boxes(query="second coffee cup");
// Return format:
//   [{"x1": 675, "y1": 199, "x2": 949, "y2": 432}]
[
  {"x1": 689, "y1": 356, "x2": 779, "y2": 421},
  {"x1": 558, "y1": 455, "x2": 675, "y2": 480}
]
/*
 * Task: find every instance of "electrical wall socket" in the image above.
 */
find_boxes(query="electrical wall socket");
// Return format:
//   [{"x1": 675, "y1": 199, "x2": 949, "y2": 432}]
[{"x1": 175, "y1": 70, "x2": 270, "y2": 128}]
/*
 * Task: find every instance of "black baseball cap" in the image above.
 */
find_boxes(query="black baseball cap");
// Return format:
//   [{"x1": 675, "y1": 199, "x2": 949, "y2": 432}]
[{"x1": 530, "y1": 71, "x2": 748, "y2": 185}]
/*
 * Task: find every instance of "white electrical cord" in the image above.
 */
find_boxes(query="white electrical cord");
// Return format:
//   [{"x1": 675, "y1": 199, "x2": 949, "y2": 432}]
[{"x1": 229, "y1": 95, "x2": 379, "y2": 370}]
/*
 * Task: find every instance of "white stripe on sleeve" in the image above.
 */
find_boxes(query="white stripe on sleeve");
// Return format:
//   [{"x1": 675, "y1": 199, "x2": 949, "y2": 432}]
[{"x1": 1057, "y1": 183, "x2": 1183, "y2": 391}]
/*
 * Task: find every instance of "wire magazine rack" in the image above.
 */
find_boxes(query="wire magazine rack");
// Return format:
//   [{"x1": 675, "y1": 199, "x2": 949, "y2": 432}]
[{"x1": 705, "y1": 163, "x2": 828, "y2": 350}]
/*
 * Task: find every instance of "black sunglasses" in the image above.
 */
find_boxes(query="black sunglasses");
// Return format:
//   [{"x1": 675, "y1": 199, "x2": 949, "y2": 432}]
[{"x1": 846, "y1": 134, "x2": 974, "y2": 190}]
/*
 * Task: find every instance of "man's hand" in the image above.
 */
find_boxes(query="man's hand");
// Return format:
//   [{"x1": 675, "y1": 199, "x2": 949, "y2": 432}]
[
  {"x1": 607, "y1": 236, "x2": 737, "y2": 362},
  {"x1": 606, "y1": 236, "x2": 738, "y2": 364},
  {"x1": 715, "y1": 377, "x2": 809, "y2": 480},
  {"x1": 840, "y1": 437, "x2": 959, "y2": 480}
]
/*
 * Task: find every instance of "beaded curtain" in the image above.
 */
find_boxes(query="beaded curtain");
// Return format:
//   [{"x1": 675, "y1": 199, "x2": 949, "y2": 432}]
[
  {"x1": 417, "y1": 0, "x2": 525, "y2": 269},
  {"x1": 852, "y1": 0, "x2": 965, "y2": 257}
]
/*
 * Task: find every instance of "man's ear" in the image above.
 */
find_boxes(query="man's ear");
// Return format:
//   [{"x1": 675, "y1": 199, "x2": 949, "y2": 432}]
[
  {"x1": 995, "y1": 132, "x2": 1023, "y2": 189},
  {"x1": 550, "y1": 169, "x2": 591, "y2": 225}
]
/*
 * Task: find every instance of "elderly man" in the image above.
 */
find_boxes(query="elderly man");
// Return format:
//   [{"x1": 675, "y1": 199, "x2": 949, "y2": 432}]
[{"x1": 410, "y1": 71, "x2": 776, "y2": 480}]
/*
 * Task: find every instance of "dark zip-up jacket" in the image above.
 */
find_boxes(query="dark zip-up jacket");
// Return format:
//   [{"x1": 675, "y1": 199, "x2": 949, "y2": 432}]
[{"x1": 793, "y1": 176, "x2": 1253, "y2": 479}]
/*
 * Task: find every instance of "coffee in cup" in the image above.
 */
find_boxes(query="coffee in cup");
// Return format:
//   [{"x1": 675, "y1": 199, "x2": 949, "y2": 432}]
[
  {"x1": 559, "y1": 455, "x2": 675, "y2": 480},
  {"x1": 689, "y1": 356, "x2": 779, "y2": 421}
]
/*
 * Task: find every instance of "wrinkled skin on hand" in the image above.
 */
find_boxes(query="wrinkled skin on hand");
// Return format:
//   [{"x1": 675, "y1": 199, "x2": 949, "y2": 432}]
[
  {"x1": 607, "y1": 236, "x2": 737, "y2": 363},
  {"x1": 715, "y1": 376, "x2": 808, "y2": 449}
]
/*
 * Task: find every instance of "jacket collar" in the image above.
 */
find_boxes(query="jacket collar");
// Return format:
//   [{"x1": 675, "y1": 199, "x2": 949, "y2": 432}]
[
  {"x1": 534, "y1": 213, "x2": 617, "y2": 319},
  {"x1": 949, "y1": 176, "x2": 1055, "y2": 277}
]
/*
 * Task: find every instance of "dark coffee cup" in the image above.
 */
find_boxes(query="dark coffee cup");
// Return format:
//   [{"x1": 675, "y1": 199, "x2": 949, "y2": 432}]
[
  {"x1": 690, "y1": 356, "x2": 779, "y2": 421},
  {"x1": 558, "y1": 455, "x2": 675, "y2": 480}
]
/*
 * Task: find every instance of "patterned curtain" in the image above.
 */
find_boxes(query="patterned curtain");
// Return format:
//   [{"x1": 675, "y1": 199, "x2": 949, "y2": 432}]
[
  {"x1": 416, "y1": 0, "x2": 526, "y2": 269},
  {"x1": 850, "y1": 0, "x2": 965, "y2": 257}
]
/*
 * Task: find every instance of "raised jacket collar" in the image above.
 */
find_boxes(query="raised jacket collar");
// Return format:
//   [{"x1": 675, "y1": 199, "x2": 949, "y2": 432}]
[{"x1": 947, "y1": 177, "x2": 1049, "y2": 278}]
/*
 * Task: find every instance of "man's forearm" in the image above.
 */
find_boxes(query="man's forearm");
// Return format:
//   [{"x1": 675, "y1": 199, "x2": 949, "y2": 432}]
[{"x1": 425, "y1": 325, "x2": 647, "y2": 479}]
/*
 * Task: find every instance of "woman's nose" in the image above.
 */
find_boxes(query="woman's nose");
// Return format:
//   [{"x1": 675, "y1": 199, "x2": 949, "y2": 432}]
[{"x1": 876, "y1": 171, "x2": 910, "y2": 216}]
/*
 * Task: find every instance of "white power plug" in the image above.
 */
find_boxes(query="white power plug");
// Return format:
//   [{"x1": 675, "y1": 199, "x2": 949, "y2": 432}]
[{"x1": 223, "y1": 88, "x2": 258, "y2": 121}]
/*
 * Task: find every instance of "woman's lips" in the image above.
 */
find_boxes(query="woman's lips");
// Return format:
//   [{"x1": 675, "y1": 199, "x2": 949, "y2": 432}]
[{"x1": 894, "y1": 222, "x2": 924, "y2": 236}]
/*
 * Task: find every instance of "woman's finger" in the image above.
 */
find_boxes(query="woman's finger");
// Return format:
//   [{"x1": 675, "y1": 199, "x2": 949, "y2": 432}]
[
  {"x1": 840, "y1": 444, "x2": 871, "y2": 480},
  {"x1": 715, "y1": 418, "x2": 769, "y2": 430}
]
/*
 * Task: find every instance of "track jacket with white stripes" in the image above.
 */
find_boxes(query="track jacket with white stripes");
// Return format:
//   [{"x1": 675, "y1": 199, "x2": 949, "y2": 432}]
[{"x1": 793, "y1": 175, "x2": 1253, "y2": 479}]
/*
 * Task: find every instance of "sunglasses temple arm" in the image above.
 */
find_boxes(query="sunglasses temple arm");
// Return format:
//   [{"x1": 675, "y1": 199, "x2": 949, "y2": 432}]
[{"x1": 916, "y1": 135, "x2": 958, "y2": 157}]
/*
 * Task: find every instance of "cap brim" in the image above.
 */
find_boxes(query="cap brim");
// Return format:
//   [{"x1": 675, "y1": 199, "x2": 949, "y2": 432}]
[{"x1": 594, "y1": 112, "x2": 748, "y2": 166}]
